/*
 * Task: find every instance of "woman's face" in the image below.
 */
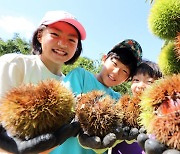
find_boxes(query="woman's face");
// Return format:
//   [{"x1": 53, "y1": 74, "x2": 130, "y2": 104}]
[
  {"x1": 38, "y1": 21, "x2": 79, "y2": 67},
  {"x1": 131, "y1": 73, "x2": 155, "y2": 96},
  {"x1": 96, "y1": 55, "x2": 130, "y2": 87}
]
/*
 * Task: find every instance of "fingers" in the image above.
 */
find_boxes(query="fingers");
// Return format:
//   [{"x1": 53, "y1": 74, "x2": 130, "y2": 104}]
[
  {"x1": 0, "y1": 125, "x2": 57, "y2": 154},
  {"x1": 137, "y1": 133, "x2": 149, "y2": 150},
  {"x1": 69, "y1": 121, "x2": 81, "y2": 137},
  {"x1": 0, "y1": 121, "x2": 81, "y2": 154},
  {"x1": 137, "y1": 133, "x2": 180, "y2": 154},
  {"x1": 0, "y1": 129, "x2": 18, "y2": 153},
  {"x1": 78, "y1": 133, "x2": 101, "y2": 149},
  {"x1": 16, "y1": 134, "x2": 56, "y2": 154},
  {"x1": 121, "y1": 126, "x2": 130, "y2": 140},
  {"x1": 115, "y1": 126, "x2": 123, "y2": 139},
  {"x1": 144, "y1": 138, "x2": 167, "y2": 154},
  {"x1": 78, "y1": 132, "x2": 117, "y2": 149},
  {"x1": 117, "y1": 126, "x2": 139, "y2": 141},
  {"x1": 19, "y1": 122, "x2": 81, "y2": 153},
  {"x1": 102, "y1": 133, "x2": 116, "y2": 148},
  {"x1": 139, "y1": 127, "x2": 147, "y2": 134},
  {"x1": 54, "y1": 121, "x2": 81, "y2": 145},
  {"x1": 162, "y1": 149, "x2": 180, "y2": 154},
  {"x1": 127, "y1": 127, "x2": 139, "y2": 141}
]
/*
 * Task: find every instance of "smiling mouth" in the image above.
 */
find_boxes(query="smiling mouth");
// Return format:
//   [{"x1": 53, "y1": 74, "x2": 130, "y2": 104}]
[
  {"x1": 53, "y1": 49, "x2": 67, "y2": 56},
  {"x1": 108, "y1": 75, "x2": 116, "y2": 81}
]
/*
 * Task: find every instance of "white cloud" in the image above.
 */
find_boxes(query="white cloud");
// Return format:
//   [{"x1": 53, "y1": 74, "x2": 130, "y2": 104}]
[{"x1": 0, "y1": 16, "x2": 36, "y2": 39}]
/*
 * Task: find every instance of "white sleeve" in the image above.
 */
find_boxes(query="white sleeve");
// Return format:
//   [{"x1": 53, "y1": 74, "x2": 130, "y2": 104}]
[{"x1": 0, "y1": 54, "x2": 24, "y2": 98}]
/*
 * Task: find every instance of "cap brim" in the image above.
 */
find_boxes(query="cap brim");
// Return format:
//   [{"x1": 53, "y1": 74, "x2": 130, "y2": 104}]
[{"x1": 43, "y1": 19, "x2": 86, "y2": 40}]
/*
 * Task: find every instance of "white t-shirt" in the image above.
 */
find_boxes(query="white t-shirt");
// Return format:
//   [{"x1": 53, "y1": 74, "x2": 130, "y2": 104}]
[{"x1": 0, "y1": 53, "x2": 64, "y2": 98}]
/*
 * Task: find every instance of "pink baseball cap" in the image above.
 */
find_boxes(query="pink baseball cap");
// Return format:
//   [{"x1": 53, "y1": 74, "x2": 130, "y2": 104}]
[{"x1": 39, "y1": 10, "x2": 86, "y2": 40}]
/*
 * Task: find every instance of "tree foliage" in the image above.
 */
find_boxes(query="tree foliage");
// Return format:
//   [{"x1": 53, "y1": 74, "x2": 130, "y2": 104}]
[
  {"x1": 0, "y1": 33, "x2": 31, "y2": 56},
  {"x1": 62, "y1": 56, "x2": 100, "y2": 75},
  {"x1": 112, "y1": 81, "x2": 132, "y2": 95}
]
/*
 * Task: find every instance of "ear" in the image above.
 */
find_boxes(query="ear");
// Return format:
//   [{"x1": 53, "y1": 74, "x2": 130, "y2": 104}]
[
  {"x1": 37, "y1": 30, "x2": 43, "y2": 43},
  {"x1": 101, "y1": 55, "x2": 108, "y2": 64}
]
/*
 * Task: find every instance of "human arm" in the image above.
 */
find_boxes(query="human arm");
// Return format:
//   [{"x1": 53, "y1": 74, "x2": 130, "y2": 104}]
[{"x1": 0, "y1": 54, "x2": 25, "y2": 97}]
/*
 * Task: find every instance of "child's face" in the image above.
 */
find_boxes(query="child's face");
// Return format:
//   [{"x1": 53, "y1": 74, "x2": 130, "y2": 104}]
[
  {"x1": 96, "y1": 55, "x2": 130, "y2": 87},
  {"x1": 38, "y1": 22, "x2": 78, "y2": 67},
  {"x1": 131, "y1": 73, "x2": 155, "y2": 96}
]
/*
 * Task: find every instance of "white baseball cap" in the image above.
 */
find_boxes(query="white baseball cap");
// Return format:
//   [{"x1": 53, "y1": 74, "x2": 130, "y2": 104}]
[{"x1": 39, "y1": 10, "x2": 86, "y2": 40}]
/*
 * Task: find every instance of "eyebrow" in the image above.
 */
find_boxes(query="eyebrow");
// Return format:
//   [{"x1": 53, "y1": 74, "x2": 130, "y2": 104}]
[{"x1": 50, "y1": 27, "x2": 78, "y2": 38}]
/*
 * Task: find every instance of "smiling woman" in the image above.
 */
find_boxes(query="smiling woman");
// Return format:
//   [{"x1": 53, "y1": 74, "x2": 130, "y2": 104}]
[
  {"x1": 0, "y1": 10, "x2": 86, "y2": 153},
  {"x1": 38, "y1": 22, "x2": 79, "y2": 74}
]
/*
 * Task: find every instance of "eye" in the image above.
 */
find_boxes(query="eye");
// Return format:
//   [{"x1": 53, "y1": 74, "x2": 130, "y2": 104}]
[
  {"x1": 50, "y1": 32, "x2": 59, "y2": 37},
  {"x1": 132, "y1": 78, "x2": 139, "y2": 82},
  {"x1": 147, "y1": 80, "x2": 153, "y2": 84},
  {"x1": 111, "y1": 59, "x2": 117, "y2": 66},
  {"x1": 123, "y1": 70, "x2": 128, "y2": 74},
  {"x1": 69, "y1": 38, "x2": 76, "y2": 43}
]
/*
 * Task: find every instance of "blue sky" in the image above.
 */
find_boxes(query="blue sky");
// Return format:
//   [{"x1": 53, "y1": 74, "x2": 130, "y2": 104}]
[{"x1": 0, "y1": 0, "x2": 164, "y2": 62}]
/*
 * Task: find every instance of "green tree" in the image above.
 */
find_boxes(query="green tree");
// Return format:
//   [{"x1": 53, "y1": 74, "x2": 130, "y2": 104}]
[
  {"x1": 112, "y1": 81, "x2": 132, "y2": 95},
  {"x1": 0, "y1": 33, "x2": 31, "y2": 56},
  {"x1": 62, "y1": 56, "x2": 99, "y2": 75}
]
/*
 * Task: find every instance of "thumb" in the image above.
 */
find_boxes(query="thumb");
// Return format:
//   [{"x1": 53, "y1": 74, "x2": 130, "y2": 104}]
[
  {"x1": 102, "y1": 133, "x2": 116, "y2": 148},
  {"x1": 145, "y1": 139, "x2": 167, "y2": 154},
  {"x1": 137, "y1": 133, "x2": 149, "y2": 150}
]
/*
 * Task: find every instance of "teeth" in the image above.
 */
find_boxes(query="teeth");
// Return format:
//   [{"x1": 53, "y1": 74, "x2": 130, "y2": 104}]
[
  {"x1": 109, "y1": 75, "x2": 115, "y2": 81},
  {"x1": 54, "y1": 49, "x2": 66, "y2": 55}
]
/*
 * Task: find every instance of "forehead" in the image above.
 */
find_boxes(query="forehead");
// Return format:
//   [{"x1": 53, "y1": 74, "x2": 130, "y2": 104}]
[
  {"x1": 48, "y1": 22, "x2": 78, "y2": 36},
  {"x1": 133, "y1": 73, "x2": 153, "y2": 79},
  {"x1": 48, "y1": 21, "x2": 72, "y2": 28},
  {"x1": 110, "y1": 57, "x2": 130, "y2": 71}
]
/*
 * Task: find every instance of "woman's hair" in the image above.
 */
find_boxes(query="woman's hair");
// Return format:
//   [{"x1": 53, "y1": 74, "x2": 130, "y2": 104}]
[
  {"x1": 134, "y1": 60, "x2": 162, "y2": 79},
  {"x1": 31, "y1": 24, "x2": 82, "y2": 65},
  {"x1": 107, "y1": 47, "x2": 138, "y2": 78}
]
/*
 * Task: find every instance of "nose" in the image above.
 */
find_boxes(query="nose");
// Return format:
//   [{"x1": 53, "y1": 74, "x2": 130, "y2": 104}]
[
  {"x1": 58, "y1": 39, "x2": 67, "y2": 48},
  {"x1": 137, "y1": 81, "x2": 146, "y2": 90},
  {"x1": 112, "y1": 68, "x2": 120, "y2": 75}
]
